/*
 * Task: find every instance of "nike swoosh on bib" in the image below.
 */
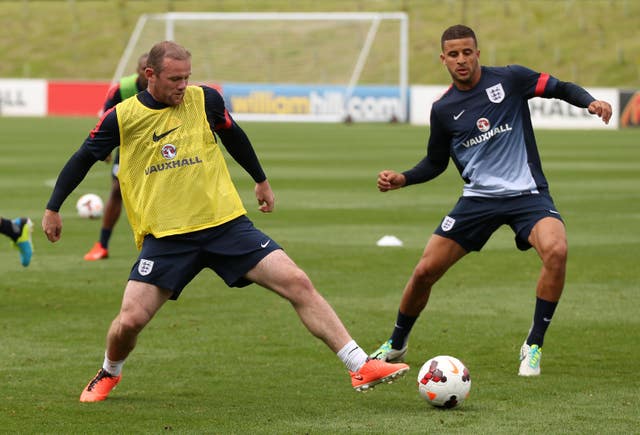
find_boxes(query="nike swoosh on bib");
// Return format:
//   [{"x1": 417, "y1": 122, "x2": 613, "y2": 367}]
[{"x1": 152, "y1": 126, "x2": 180, "y2": 142}]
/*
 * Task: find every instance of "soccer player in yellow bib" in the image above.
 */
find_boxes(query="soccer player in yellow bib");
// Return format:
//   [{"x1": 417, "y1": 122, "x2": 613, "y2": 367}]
[{"x1": 42, "y1": 41, "x2": 408, "y2": 402}]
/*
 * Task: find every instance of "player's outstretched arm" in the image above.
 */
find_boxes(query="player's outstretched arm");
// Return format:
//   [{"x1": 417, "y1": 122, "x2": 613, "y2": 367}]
[
  {"x1": 552, "y1": 81, "x2": 613, "y2": 126},
  {"x1": 255, "y1": 179, "x2": 275, "y2": 213},
  {"x1": 588, "y1": 100, "x2": 613, "y2": 124},
  {"x1": 377, "y1": 170, "x2": 406, "y2": 192},
  {"x1": 42, "y1": 209, "x2": 63, "y2": 242}
]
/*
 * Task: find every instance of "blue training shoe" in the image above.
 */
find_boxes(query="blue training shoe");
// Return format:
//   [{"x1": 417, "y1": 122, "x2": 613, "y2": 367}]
[{"x1": 12, "y1": 217, "x2": 33, "y2": 267}]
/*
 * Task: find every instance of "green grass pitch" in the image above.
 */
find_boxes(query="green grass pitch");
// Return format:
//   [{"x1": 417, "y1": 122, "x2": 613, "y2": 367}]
[{"x1": 1, "y1": 117, "x2": 638, "y2": 433}]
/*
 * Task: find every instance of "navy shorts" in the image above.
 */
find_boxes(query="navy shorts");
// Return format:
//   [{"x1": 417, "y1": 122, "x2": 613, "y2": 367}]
[
  {"x1": 128, "y1": 215, "x2": 281, "y2": 300},
  {"x1": 434, "y1": 192, "x2": 563, "y2": 252}
]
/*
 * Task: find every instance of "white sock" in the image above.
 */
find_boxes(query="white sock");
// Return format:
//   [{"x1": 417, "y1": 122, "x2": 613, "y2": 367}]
[
  {"x1": 337, "y1": 340, "x2": 368, "y2": 372},
  {"x1": 102, "y1": 352, "x2": 125, "y2": 376}
]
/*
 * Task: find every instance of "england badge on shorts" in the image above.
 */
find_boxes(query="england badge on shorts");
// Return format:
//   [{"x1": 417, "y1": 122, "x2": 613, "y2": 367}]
[
  {"x1": 138, "y1": 259, "x2": 154, "y2": 276},
  {"x1": 486, "y1": 83, "x2": 505, "y2": 103},
  {"x1": 441, "y1": 216, "x2": 456, "y2": 232}
]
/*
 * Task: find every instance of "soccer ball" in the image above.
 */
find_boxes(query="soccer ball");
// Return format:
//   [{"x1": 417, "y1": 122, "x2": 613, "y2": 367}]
[
  {"x1": 417, "y1": 355, "x2": 471, "y2": 408},
  {"x1": 76, "y1": 193, "x2": 104, "y2": 219}
]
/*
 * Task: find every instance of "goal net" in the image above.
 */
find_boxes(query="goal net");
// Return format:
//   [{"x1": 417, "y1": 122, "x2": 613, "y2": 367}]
[{"x1": 114, "y1": 12, "x2": 409, "y2": 122}]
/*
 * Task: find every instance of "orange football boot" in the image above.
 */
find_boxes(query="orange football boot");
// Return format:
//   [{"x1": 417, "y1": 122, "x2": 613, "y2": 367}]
[
  {"x1": 79, "y1": 369, "x2": 121, "y2": 402},
  {"x1": 84, "y1": 242, "x2": 108, "y2": 261},
  {"x1": 350, "y1": 359, "x2": 409, "y2": 391}
]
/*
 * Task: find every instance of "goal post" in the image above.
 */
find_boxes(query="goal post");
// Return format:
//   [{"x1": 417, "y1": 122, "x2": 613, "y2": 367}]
[{"x1": 114, "y1": 12, "x2": 409, "y2": 122}]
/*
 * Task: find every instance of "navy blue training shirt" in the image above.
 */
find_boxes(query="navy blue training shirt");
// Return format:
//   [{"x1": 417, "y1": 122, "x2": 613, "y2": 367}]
[{"x1": 404, "y1": 65, "x2": 595, "y2": 197}]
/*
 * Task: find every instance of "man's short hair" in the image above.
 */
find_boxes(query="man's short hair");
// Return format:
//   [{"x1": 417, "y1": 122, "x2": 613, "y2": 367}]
[
  {"x1": 441, "y1": 25, "x2": 478, "y2": 50},
  {"x1": 147, "y1": 41, "x2": 191, "y2": 74}
]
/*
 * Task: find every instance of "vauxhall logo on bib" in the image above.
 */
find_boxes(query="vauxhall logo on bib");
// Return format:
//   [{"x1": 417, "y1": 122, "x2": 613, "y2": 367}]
[
  {"x1": 486, "y1": 83, "x2": 505, "y2": 103},
  {"x1": 144, "y1": 144, "x2": 204, "y2": 175},
  {"x1": 161, "y1": 144, "x2": 177, "y2": 159}
]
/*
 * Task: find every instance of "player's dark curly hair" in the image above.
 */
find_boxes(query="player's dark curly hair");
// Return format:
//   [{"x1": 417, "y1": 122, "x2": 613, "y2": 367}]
[{"x1": 441, "y1": 25, "x2": 477, "y2": 50}]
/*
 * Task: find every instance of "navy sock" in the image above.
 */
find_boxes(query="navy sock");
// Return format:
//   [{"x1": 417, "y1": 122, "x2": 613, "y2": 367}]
[
  {"x1": 0, "y1": 218, "x2": 19, "y2": 241},
  {"x1": 526, "y1": 297, "x2": 558, "y2": 347},
  {"x1": 99, "y1": 228, "x2": 112, "y2": 249},
  {"x1": 389, "y1": 311, "x2": 418, "y2": 350}
]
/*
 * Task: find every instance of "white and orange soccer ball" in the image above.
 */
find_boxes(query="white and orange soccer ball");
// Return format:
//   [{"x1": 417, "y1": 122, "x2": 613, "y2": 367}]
[
  {"x1": 76, "y1": 193, "x2": 104, "y2": 219},
  {"x1": 417, "y1": 355, "x2": 471, "y2": 408}
]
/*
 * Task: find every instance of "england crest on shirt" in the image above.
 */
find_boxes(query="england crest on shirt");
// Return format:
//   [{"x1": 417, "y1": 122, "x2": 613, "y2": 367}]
[{"x1": 486, "y1": 83, "x2": 505, "y2": 103}]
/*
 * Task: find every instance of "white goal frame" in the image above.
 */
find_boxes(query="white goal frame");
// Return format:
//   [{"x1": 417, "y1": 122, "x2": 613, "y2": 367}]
[{"x1": 113, "y1": 12, "x2": 409, "y2": 122}]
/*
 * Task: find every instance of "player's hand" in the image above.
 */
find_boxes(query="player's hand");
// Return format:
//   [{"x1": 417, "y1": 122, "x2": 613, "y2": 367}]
[
  {"x1": 255, "y1": 180, "x2": 275, "y2": 213},
  {"x1": 42, "y1": 209, "x2": 63, "y2": 242},
  {"x1": 588, "y1": 100, "x2": 612, "y2": 124},
  {"x1": 377, "y1": 170, "x2": 406, "y2": 192}
]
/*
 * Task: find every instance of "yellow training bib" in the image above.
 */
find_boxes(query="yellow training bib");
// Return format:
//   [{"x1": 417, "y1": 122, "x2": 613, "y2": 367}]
[{"x1": 116, "y1": 86, "x2": 246, "y2": 249}]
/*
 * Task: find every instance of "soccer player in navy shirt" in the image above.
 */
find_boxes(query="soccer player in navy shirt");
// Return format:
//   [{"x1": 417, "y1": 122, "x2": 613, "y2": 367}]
[{"x1": 369, "y1": 25, "x2": 612, "y2": 376}]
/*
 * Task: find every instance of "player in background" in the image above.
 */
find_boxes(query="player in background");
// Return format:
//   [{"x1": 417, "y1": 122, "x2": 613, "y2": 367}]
[
  {"x1": 369, "y1": 25, "x2": 612, "y2": 376},
  {"x1": 42, "y1": 41, "x2": 409, "y2": 402},
  {"x1": 1, "y1": 216, "x2": 33, "y2": 267},
  {"x1": 83, "y1": 53, "x2": 149, "y2": 261}
]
